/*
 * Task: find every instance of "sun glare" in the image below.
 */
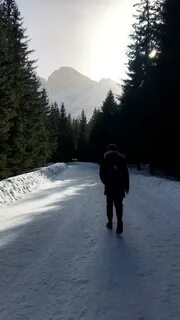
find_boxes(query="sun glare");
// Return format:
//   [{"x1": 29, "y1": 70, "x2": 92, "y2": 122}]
[
  {"x1": 90, "y1": 5, "x2": 133, "y2": 83},
  {"x1": 149, "y1": 49, "x2": 157, "y2": 59}
]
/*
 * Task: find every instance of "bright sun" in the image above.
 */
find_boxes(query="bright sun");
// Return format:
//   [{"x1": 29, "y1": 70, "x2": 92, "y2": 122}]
[
  {"x1": 90, "y1": 3, "x2": 134, "y2": 83},
  {"x1": 149, "y1": 49, "x2": 157, "y2": 59}
]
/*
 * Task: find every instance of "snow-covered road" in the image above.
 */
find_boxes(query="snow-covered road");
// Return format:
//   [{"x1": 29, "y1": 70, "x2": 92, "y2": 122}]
[{"x1": 0, "y1": 163, "x2": 180, "y2": 320}]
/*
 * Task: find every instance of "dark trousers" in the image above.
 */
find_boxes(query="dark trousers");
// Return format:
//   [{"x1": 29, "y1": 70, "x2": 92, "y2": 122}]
[{"x1": 106, "y1": 193, "x2": 123, "y2": 224}]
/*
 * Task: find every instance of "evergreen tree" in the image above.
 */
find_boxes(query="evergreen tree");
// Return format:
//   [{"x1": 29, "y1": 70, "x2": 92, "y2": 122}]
[
  {"x1": 150, "y1": 0, "x2": 180, "y2": 176},
  {"x1": 119, "y1": 0, "x2": 162, "y2": 164},
  {"x1": 0, "y1": 0, "x2": 51, "y2": 178},
  {"x1": 57, "y1": 103, "x2": 74, "y2": 162},
  {"x1": 88, "y1": 91, "x2": 118, "y2": 162},
  {"x1": 72, "y1": 118, "x2": 80, "y2": 158},
  {"x1": 77, "y1": 110, "x2": 88, "y2": 161},
  {"x1": 48, "y1": 102, "x2": 60, "y2": 161},
  {"x1": 66, "y1": 112, "x2": 75, "y2": 160},
  {"x1": 101, "y1": 90, "x2": 119, "y2": 151},
  {"x1": 0, "y1": 1, "x2": 15, "y2": 178},
  {"x1": 122, "y1": 0, "x2": 161, "y2": 94},
  {"x1": 34, "y1": 88, "x2": 51, "y2": 166},
  {"x1": 88, "y1": 108, "x2": 102, "y2": 162}
]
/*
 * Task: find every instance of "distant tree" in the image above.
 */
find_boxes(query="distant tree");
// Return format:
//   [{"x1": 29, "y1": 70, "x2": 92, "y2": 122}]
[
  {"x1": 88, "y1": 108, "x2": 102, "y2": 162},
  {"x1": 66, "y1": 112, "x2": 75, "y2": 160},
  {"x1": 101, "y1": 90, "x2": 118, "y2": 145},
  {"x1": 71, "y1": 118, "x2": 80, "y2": 158},
  {"x1": 47, "y1": 102, "x2": 60, "y2": 161},
  {"x1": 55, "y1": 103, "x2": 74, "y2": 162},
  {"x1": 77, "y1": 109, "x2": 88, "y2": 161},
  {"x1": 88, "y1": 91, "x2": 119, "y2": 162}
]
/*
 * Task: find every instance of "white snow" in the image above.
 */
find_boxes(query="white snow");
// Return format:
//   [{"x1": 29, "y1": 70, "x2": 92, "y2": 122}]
[
  {"x1": 132, "y1": 169, "x2": 180, "y2": 207},
  {"x1": 0, "y1": 163, "x2": 67, "y2": 206},
  {"x1": 0, "y1": 163, "x2": 180, "y2": 320}
]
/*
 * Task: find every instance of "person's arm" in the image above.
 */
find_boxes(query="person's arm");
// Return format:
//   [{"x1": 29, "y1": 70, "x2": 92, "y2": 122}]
[{"x1": 123, "y1": 157, "x2": 129, "y2": 193}]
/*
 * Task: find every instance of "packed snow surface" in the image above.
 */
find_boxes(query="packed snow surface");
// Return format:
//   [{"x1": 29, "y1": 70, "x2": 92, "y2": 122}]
[{"x1": 0, "y1": 163, "x2": 180, "y2": 320}]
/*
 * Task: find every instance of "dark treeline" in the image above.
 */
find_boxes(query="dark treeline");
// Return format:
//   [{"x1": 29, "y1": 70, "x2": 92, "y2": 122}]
[
  {"x1": 87, "y1": 0, "x2": 180, "y2": 178},
  {"x1": 118, "y1": 0, "x2": 180, "y2": 178},
  {"x1": 0, "y1": 0, "x2": 180, "y2": 179},
  {"x1": 89, "y1": 0, "x2": 180, "y2": 178},
  {"x1": 0, "y1": 0, "x2": 51, "y2": 179}
]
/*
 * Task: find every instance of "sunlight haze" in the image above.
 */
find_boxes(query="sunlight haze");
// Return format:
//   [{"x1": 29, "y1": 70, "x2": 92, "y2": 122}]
[{"x1": 16, "y1": 0, "x2": 136, "y2": 83}]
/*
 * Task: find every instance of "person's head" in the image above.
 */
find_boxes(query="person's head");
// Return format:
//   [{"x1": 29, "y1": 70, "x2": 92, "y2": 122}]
[{"x1": 106, "y1": 144, "x2": 118, "y2": 152}]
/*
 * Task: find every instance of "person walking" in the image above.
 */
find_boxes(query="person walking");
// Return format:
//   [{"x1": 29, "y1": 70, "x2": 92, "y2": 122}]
[{"x1": 99, "y1": 144, "x2": 129, "y2": 234}]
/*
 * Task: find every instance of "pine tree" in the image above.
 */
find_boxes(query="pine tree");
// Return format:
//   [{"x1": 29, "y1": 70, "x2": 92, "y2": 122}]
[
  {"x1": 48, "y1": 102, "x2": 60, "y2": 161},
  {"x1": 0, "y1": 1, "x2": 15, "y2": 178},
  {"x1": 101, "y1": 90, "x2": 118, "y2": 147},
  {"x1": 0, "y1": 0, "x2": 51, "y2": 178},
  {"x1": 72, "y1": 118, "x2": 80, "y2": 158},
  {"x1": 31, "y1": 88, "x2": 51, "y2": 167},
  {"x1": 150, "y1": 0, "x2": 180, "y2": 176},
  {"x1": 119, "y1": 0, "x2": 162, "y2": 163},
  {"x1": 88, "y1": 91, "x2": 118, "y2": 162},
  {"x1": 88, "y1": 108, "x2": 102, "y2": 162},
  {"x1": 77, "y1": 110, "x2": 88, "y2": 161},
  {"x1": 66, "y1": 112, "x2": 75, "y2": 161},
  {"x1": 57, "y1": 103, "x2": 74, "y2": 162},
  {"x1": 122, "y1": 0, "x2": 161, "y2": 94}
]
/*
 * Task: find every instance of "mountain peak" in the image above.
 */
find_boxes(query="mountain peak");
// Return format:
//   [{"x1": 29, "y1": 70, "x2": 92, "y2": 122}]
[
  {"x1": 41, "y1": 67, "x2": 122, "y2": 118},
  {"x1": 47, "y1": 66, "x2": 96, "y2": 93},
  {"x1": 56, "y1": 66, "x2": 80, "y2": 74},
  {"x1": 99, "y1": 78, "x2": 120, "y2": 86},
  {"x1": 49, "y1": 66, "x2": 94, "y2": 82}
]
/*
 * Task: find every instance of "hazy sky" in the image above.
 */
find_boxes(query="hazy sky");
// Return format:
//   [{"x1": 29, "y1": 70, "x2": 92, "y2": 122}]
[{"x1": 16, "y1": 0, "x2": 136, "y2": 83}]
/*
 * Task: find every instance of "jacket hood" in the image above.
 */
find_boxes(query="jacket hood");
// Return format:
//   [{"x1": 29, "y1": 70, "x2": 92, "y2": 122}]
[{"x1": 104, "y1": 150, "x2": 125, "y2": 159}]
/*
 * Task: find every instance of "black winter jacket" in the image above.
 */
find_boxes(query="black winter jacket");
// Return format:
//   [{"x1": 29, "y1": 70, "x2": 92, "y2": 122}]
[{"x1": 99, "y1": 150, "x2": 129, "y2": 197}]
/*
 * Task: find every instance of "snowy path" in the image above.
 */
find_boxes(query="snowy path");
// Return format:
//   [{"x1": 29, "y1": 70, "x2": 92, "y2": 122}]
[{"x1": 0, "y1": 164, "x2": 180, "y2": 320}]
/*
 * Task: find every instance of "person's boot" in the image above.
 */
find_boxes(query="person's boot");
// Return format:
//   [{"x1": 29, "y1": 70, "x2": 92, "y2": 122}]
[
  {"x1": 106, "y1": 220, "x2": 112, "y2": 230},
  {"x1": 116, "y1": 220, "x2": 123, "y2": 234}
]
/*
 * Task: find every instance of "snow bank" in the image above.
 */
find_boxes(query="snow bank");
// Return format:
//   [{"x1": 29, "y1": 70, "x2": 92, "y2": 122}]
[
  {"x1": 132, "y1": 170, "x2": 180, "y2": 209},
  {"x1": 69, "y1": 162, "x2": 98, "y2": 168},
  {"x1": 0, "y1": 163, "x2": 67, "y2": 206}
]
